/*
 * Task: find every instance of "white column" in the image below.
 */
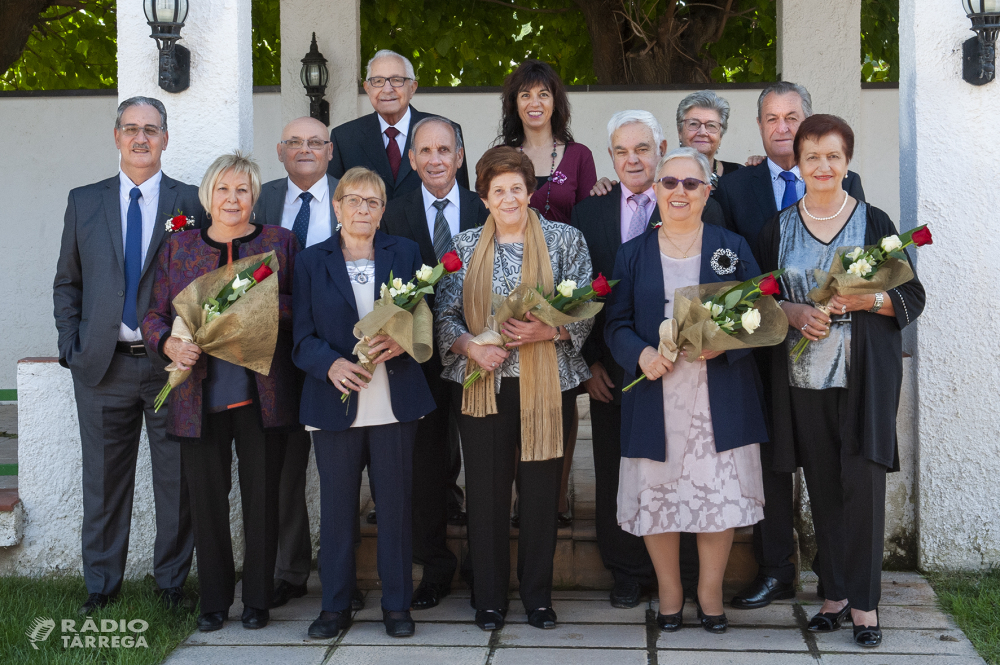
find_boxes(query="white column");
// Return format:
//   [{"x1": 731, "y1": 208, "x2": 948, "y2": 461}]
[
  {"x1": 279, "y1": 0, "x2": 360, "y2": 129},
  {"x1": 901, "y1": 0, "x2": 1000, "y2": 569},
  {"x1": 117, "y1": 0, "x2": 253, "y2": 185},
  {"x1": 777, "y1": 0, "x2": 862, "y2": 128}
]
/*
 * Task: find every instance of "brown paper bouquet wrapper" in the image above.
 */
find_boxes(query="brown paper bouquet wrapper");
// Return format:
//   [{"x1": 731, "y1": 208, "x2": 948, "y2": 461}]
[
  {"x1": 673, "y1": 281, "x2": 788, "y2": 360},
  {"x1": 809, "y1": 248, "x2": 914, "y2": 304},
  {"x1": 348, "y1": 296, "x2": 434, "y2": 390}
]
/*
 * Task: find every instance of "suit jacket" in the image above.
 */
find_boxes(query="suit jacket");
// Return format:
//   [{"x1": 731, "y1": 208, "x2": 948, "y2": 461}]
[
  {"x1": 571, "y1": 184, "x2": 725, "y2": 404},
  {"x1": 53, "y1": 173, "x2": 206, "y2": 386},
  {"x1": 253, "y1": 174, "x2": 340, "y2": 229},
  {"x1": 292, "y1": 230, "x2": 436, "y2": 431},
  {"x1": 605, "y1": 223, "x2": 769, "y2": 461},
  {"x1": 327, "y1": 106, "x2": 471, "y2": 200},
  {"x1": 715, "y1": 161, "x2": 865, "y2": 245}
]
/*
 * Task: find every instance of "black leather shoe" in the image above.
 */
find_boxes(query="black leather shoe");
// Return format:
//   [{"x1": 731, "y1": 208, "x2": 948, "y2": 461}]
[
  {"x1": 657, "y1": 607, "x2": 684, "y2": 632},
  {"x1": 475, "y1": 609, "x2": 505, "y2": 631},
  {"x1": 411, "y1": 582, "x2": 450, "y2": 610},
  {"x1": 557, "y1": 509, "x2": 573, "y2": 528},
  {"x1": 527, "y1": 607, "x2": 557, "y2": 629},
  {"x1": 271, "y1": 580, "x2": 308, "y2": 608},
  {"x1": 610, "y1": 580, "x2": 642, "y2": 608},
  {"x1": 853, "y1": 610, "x2": 882, "y2": 647},
  {"x1": 352, "y1": 587, "x2": 365, "y2": 611},
  {"x1": 79, "y1": 593, "x2": 112, "y2": 615},
  {"x1": 308, "y1": 610, "x2": 351, "y2": 638},
  {"x1": 697, "y1": 607, "x2": 729, "y2": 633},
  {"x1": 366, "y1": 509, "x2": 378, "y2": 525},
  {"x1": 241, "y1": 606, "x2": 269, "y2": 629},
  {"x1": 197, "y1": 611, "x2": 226, "y2": 632},
  {"x1": 157, "y1": 586, "x2": 184, "y2": 610},
  {"x1": 730, "y1": 575, "x2": 796, "y2": 609},
  {"x1": 383, "y1": 609, "x2": 416, "y2": 637},
  {"x1": 808, "y1": 603, "x2": 851, "y2": 632}
]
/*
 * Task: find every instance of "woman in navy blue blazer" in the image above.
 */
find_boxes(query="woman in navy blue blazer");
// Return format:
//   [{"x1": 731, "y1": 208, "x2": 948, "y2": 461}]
[
  {"x1": 606, "y1": 148, "x2": 768, "y2": 635},
  {"x1": 293, "y1": 168, "x2": 435, "y2": 640}
]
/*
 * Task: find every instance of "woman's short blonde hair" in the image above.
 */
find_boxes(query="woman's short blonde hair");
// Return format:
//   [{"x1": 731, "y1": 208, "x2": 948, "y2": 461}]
[
  {"x1": 334, "y1": 166, "x2": 387, "y2": 203},
  {"x1": 199, "y1": 151, "x2": 262, "y2": 213}
]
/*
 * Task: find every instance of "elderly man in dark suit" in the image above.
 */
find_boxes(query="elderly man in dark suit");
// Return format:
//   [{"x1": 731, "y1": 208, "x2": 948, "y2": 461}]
[
  {"x1": 714, "y1": 82, "x2": 865, "y2": 611},
  {"x1": 327, "y1": 50, "x2": 470, "y2": 200},
  {"x1": 381, "y1": 115, "x2": 488, "y2": 610},
  {"x1": 53, "y1": 96, "x2": 203, "y2": 615},
  {"x1": 253, "y1": 116, "x2": 341, "y2": 610}
]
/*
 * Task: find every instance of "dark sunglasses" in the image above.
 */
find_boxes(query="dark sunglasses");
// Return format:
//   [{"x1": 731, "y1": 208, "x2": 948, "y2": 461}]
[{"x1": 656, "y1": 176, "x2": 707, "y2": 191}]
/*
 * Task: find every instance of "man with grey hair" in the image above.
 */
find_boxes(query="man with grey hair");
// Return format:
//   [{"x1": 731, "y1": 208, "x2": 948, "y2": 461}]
[
  {"x1": 327, "y1": 50, "x2": 470, "y2": 200},
  {"x1": 54, "y1": 96, "x2": 204, "y2": 615}
]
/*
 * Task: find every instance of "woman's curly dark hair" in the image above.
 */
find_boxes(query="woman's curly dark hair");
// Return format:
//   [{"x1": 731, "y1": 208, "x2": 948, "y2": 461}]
[{"x1": 496, "y1": 59, "x2": 574, "y2": 148}]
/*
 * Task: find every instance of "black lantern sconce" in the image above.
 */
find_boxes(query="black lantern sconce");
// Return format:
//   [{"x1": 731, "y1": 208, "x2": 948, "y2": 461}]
[
  {"x1": 300, "y1": 33, "x2": 330, "y2": 126},
  {"x1": 144, "y1": 0, "x2": 190, "y2": 93},
  {"x1": 963, "y1": 0, "x2": 1000, "y2": 85}
]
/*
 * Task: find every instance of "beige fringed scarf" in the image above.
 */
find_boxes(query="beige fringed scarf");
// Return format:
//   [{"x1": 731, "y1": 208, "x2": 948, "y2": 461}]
[{"x1": 461, "y1": 210, "x2": 564, "y2": 462}]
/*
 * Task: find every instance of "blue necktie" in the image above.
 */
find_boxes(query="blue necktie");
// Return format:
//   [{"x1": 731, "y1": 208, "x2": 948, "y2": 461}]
[
  {"x1": 779, "y1": 170, "x2": 799, "y2": 210},
  {"x1": 292, "y1": 191, "x2": 313, "y2": 248},
  {"x1": 122, "y1": 187, "x2": 142, "y2": 330}
]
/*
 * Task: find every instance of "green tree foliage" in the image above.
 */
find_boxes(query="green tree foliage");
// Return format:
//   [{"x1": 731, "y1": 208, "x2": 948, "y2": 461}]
[
  {"x1": 708, "y1": 0, "x2": 778, "y2": 82},
  {"x1": 252, "y1": 0, "x2": 281, "y2": 87},
  {"x1": 861, "y1": 0, "x2": 899, "y2": 82}
]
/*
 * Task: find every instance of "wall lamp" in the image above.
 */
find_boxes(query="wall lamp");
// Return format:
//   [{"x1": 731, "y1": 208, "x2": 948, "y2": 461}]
[
  {"x1": 301, "y1": 33, "x2": 330, "y2": 126},
  {"x1": 963, "y1": 0, "x2": 1000, "y2": 85},
  {"x1": 144, "y1": 0, "x2": 190, "y2": 93}
]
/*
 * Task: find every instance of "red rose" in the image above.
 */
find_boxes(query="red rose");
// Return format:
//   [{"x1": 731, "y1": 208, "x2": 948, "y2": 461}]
[
  {"x1": 911, "y1": 226, "x2": 933, "y2": 247},
  {"x1": 592, "y1": 273, "x2": 612, "y2": 296},
  {"x1": 252, "y1": 263, "x2": 273, "y2": 283},
  {"x1": 442, "y1": 251, "x2": 462, "y2": 273},
  {"x1": 170, "y1": 214, "x2": 187, "y2": 231},
  {"x1": 758, "y1": 274, "x2": 781, "y2": 296}
]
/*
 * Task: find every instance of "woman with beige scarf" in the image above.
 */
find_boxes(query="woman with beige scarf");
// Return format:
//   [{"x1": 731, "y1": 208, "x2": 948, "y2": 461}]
[{"x1": 434, "y1": 147, "x2": 594, "y2": 632}]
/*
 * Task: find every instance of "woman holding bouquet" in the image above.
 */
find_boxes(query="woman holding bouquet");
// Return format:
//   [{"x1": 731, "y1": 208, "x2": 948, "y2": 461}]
[
  {"x1": 605, "y1": 147, "x2": 767, "y2": 634},
  {"x1": 292, "y1": 167, "x2": 434, "y2": 639},
  {"x1": 434, "y1": 146, "x2": 594, "y2": 631},
  {"x1": 142, "y1": 152, "x2": 299, "y2": 632},
  {"x1": 754, "y1": 115, "x2": 925, "y2": 647}
]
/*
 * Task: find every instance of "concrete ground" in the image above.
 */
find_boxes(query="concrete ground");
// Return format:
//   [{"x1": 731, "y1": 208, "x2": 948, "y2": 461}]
[{"x1": 163, "y1": 571, "x2": 985, "y2": 664}]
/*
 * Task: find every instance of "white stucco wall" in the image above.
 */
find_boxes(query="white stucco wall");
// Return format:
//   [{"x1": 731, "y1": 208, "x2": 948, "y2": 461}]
[{"x1": 901, "y1": 1, "x2": 1000, "y2": 570}]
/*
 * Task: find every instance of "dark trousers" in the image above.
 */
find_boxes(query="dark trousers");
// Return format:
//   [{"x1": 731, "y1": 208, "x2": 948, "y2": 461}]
[
  {"x1": 74, "y1": 352, "x2": 193, "y2": 596},
  {"x1": 181, "y1": 406, "x2": 286, "y2": 614},
  {"x1": 275, "y1": 429, "x2": 313, "y2": 586},
  {"x1": 752, "y1": 465, "x2": 798, "y2": 585},
  {"x1": 790, "y1": 387, "x2": 886, "y2": 611},
  {"x1": 456, "y1": 380, "x2": 569, "y2": 612},
  {"x1": 446, "y1": 415, "x2": 465, "y2": 511},
  {"x1": 314, "y1": 421, "x2": 417, "y2": 613}
]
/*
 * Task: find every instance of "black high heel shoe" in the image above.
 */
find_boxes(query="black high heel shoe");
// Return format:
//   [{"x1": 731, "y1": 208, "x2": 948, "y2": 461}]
[
  {"x1": 808, "y1": 603, "x2": 851, "y2": 632},
  {"x1": 697, "y1": 607, "x2": 728, "y2": 633},
  {"x1": 852, "y1": 609, "x2": 882, "y2": 647},
  {"x1": 656, "y1": 599, "x2": 684, "y2": 632}
]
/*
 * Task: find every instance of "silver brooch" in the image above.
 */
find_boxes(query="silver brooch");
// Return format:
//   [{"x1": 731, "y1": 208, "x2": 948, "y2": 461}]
[{"x1": 710, "y1": 248, "x2": 738, "y2": 275}]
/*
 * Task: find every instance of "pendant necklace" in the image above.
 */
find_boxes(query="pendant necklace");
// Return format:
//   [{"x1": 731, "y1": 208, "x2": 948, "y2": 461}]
[
  {"x1": 801, "y1": 191, "x2": 849, "y2": 221},
  {"x1": 344, "y1": 246, "x2": 374, "y2": 284},
  {"x1": 519, "y1": 140, "x2": 558, "y2": 216},
  {"x1": 661, "y1": 226, "x2": 702, "y2": 259}
]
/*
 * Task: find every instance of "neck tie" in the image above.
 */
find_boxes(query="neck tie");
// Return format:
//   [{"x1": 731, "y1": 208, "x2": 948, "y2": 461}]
[
  {"x1": 432, "y1": 199, "x2": 452, "y2": 260},
  {"x1": 625, "y1": 193, "x2": 650, "y2": 241},
  {"x1": 292, "y1": 191, "x2": 313, "y2": 248},
  {"x1": 122, "y1": 187, "x2": 142, "y2": 330},
  {"x1": 779, "y1": 170, "x2": 800, "y2": 210},
  {"x1": 384, "y1": 126, "x2": 402, "y2": 181}
]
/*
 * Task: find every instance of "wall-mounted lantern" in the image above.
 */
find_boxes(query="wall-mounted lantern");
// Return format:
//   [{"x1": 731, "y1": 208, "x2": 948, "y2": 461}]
[
  {"x1": 962, "y1": 0, "x2": 1000, "y2": 85},
  {"x1": 144, "y1": 0, "x2": 190, "y2": 93},
  {"x1": 300, "y1": 33, "x2": 330, "y2": 126}
]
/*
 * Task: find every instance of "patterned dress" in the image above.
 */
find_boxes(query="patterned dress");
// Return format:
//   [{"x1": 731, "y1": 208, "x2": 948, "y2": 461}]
[{"x1": 617, "y1": 252, "x2": 764, "y2": 536}]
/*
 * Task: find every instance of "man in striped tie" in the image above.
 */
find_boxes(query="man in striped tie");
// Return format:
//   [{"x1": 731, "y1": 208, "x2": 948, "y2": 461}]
[{"x1": 382, "y1": 116, "x2": 488, "y2": 610}]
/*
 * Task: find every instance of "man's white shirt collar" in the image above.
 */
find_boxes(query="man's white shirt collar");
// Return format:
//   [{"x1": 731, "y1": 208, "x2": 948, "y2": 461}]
[
  {"x1": 378, "y1": 107, "x2": 412, "y2": 139},
  {"x1": 421, "y1": 181, "x2": 460, "y2": 212},
  {"x1": 119, "y1": 170, "x2": 162, "y2": 204},
  {"x1": 285, "y1": 175, "x2": 329, "y2": 205},
  {"x1": 766, "y1": 157, "x2": 801, "y2": 182}
]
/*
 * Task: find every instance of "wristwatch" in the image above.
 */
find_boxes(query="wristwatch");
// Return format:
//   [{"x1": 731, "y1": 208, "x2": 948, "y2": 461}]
[{"x1": 869, "y1": 292, "x2": 884, "y2": 314}]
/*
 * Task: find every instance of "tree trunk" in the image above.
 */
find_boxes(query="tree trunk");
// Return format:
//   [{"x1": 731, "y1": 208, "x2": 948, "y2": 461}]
[
  {"x1": 572, "y1": 0, "x2": 626, "y2": 84},
  {"x1": 0, "y1": 0, "x2": 53, "y2": 76}
]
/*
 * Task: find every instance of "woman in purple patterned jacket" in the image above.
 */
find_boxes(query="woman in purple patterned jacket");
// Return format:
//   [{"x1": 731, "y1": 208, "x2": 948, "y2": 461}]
[{"x1": 142, "y1": 151, "x2": 299, "y2": 634}]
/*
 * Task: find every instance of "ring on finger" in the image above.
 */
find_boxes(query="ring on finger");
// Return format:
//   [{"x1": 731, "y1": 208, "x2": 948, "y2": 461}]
[
  {"x1": 841, "y1": 305, "x2": 847, "y2": 314},
  {"x1": 802, "y1": 324, "x2": 809, "y2": 332}
]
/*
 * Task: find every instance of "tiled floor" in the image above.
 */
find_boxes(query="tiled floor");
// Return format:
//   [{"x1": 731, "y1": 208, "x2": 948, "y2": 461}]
[{"x1": 163, "y1": 571, "x2": 986, "y2": 665}]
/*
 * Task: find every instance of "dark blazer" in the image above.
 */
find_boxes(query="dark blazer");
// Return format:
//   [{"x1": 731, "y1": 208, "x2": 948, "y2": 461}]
[
  {"x1": 715, "y1": 161, "x2": 865, "y2": 245},
  {"x1": 292, "y1": 230, "x2": 436, "y2": 431},
  {"x1": 253, "y1": 174, "x2": 341, "y2": 228},
  {"x1": 141, "y1": 225, "x2": 300, "y2": 440},
  {"x1": 605, "y1": 222, "x2": 769, "y2": 461},
  {"x1": 571, "y1": 184, "x2": 725, "y2": 403},
  {"x1": 54, "y1": 173, "x2": 206, "y2": 386},
  {"x1": 327, "y1": 106, "x2": 471, "y2": 200}
]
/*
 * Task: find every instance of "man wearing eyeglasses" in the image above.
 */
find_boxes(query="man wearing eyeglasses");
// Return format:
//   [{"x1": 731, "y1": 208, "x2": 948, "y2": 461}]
[
  {"x1": 327, "y1": 50, "x2": 470, "y2": 200},
  {"x1": 54, "y1": 96, "x2": 204, "y2": 615},
  {"x1": 253, "y1": 115, "x2": 343, "y2": 610}
]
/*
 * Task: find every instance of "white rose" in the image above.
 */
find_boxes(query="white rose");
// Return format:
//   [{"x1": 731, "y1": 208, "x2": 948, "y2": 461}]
[
  {"x1": 232, "y1": 275, "x2": 251, "y2": 290},
  {"x1": 846, "y1": 247, "x2": 864, "y2": 261},
  {"x1": 380, "y1": 283, "x2": 389, "y2": 299},
  {"x1": 741, "y1": 308, "x2": 762, "y2": 334},
  {"x1": 392, "y1": 277, "x2": 403, "y2": 290},
  {"x1": 556, "y1": 280, "x2": 577, "y2": 298},
  {"x1": 416, "y1": 265, "x2": 433, "y2": 282},
  {"x1": 402, "y1": 282, "x2": 415, "y2": 294},
  {"x1": 847, "y1": 258, "x2": 873, "y2": 277},
  {"x1": 880, "y1": 235, "x2": 902, "y2": 253}
]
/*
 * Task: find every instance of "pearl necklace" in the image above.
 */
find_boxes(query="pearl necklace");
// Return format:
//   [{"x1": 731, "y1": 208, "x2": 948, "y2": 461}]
[{"x1": 801, "y1": 191, "x2": 849, "y2": 221}]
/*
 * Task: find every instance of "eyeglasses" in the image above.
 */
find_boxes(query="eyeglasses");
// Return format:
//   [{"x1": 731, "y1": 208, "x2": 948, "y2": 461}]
[
  {"x1": 656, "y1": 176, "x2": 708, "y2": 191},
  {"x1": 339, "y1": 194, "x2": 385, "y2": 212},
  {"x1": 681, "y1": 119, "x2": 722, "y2": 135},
  {"x1": 366, "y1": 76, "x2": 414, "y2": 89},
  {"x1": 119, "y1": 124, "x2": 164, "y2": 138},
  {"x1": 281, "y1": 138, "x2": 332, "y2": 150}
]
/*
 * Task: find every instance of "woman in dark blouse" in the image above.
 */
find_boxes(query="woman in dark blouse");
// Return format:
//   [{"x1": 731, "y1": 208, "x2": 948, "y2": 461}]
[{"x1": 675, "y1": 90, "x2": 741, "y2": 190}]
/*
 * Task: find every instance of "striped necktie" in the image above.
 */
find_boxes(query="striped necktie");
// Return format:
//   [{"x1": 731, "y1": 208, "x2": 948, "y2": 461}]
[
  {"x1": 625, "y1": 193, "x2": 650, "y2": 241},
  {"x1": 432, "y1": 199, "x2": 452, "y2": 260}
]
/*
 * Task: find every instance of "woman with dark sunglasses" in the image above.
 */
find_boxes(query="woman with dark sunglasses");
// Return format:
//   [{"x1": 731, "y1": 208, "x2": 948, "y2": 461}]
[{"x1": 605, "y1": 147, "x2": 767, "y2": 635}]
